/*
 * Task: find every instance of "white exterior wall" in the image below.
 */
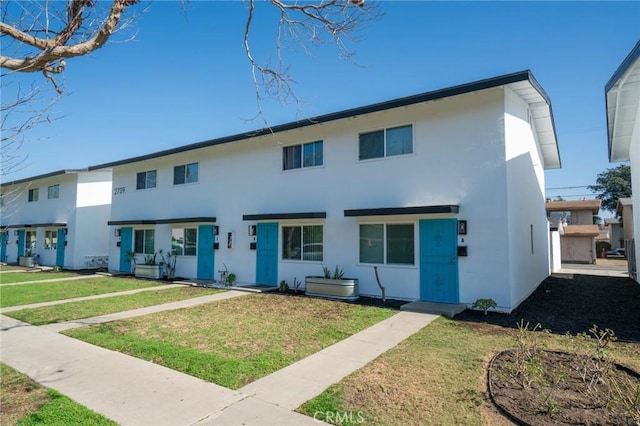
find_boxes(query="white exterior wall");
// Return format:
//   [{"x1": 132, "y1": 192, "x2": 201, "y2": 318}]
[
  {"x1": 1, "y1": 171, "x2": 112, "y2": 269},
  {"x1": 549, "y1": 230, "x2": 562, "y2": 272},
  {"x1": 504, "y1": 88, "x2": 550, "y2": 308},
  {"x1": 571, "y1": 210, "x2": 594, "y2": 225},
  {"x1": 72, "y1": 171, "x2": 112, "y2": 269},
  {"x1": 630, "y1": 104, "x2": 640, "y2": 282},
  {"x1": 107, "y1": 87, "x2": 549, "y2": 310}
]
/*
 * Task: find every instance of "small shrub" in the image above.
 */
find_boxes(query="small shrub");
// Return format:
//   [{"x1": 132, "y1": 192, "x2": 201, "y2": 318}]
[{"x1": 472, "y1": 298, "x2": 497, "y2": 315}]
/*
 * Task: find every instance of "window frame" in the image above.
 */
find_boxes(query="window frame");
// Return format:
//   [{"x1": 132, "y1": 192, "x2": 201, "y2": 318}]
[
  {"x1": 136, "y1": 170, "x2": 157, "y2": 190},
  {"x1": 282, "y1": 140, "x2": 324, "y2": 171},
  {"x1": 171, "y1": 227, "x2": 198, "y2": 257},
  {"x1": 358, "y1": 222, "x2": 416, "y2": 266},
  {"x1": 28, "y1": 188, "x2": 39, "y2": 202},
  {"x1": 133, "y1": 229, "x2": 155, "y2": 255},
  {"x1": 281, "y1": 224, "x2": 324, "y2": 262},
  {"x1": 47, "y1": 184, "x2": 60, "y2": 199},
  {"x1": 358, "y1": 124, "x2": 414, "y2": 161},
  {"x1": 173, "y1": 162, "x2": 199, "y2": 185},
  {"x1": 25, "y1": 230, "x2": 37, "y2": 253},
  {"x1": 44, "y1": 230, "x2": 58, "y2": 250}
]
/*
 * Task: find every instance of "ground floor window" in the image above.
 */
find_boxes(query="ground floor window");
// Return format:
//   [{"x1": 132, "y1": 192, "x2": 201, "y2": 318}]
[
  {"x1": 134, "y1": 229, "x2": 155, "y2": 254},
  {"x1": 282, "y1": 225, "x2": 323, "y2": 261},
  {"x1": 171, "y1": 228, "x2": 197, "y2": 256},
  {"x1": 25, "y1": 230, "x2": 36, "y2": 254},
  {"x1": 44, "y1": 230, "x2": 58, "y2": 250},
  {"x1": 359, "y1": 223, "x2": 415, "y2": 265}
]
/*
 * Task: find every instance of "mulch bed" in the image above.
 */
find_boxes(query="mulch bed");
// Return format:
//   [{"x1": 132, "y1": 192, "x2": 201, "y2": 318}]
[
  {"x1": 489, "y1": 349, "x2": 640, "y2": 425},
  {"x1": 456, "y1": 273, "x2": 640, "y2": 342}
]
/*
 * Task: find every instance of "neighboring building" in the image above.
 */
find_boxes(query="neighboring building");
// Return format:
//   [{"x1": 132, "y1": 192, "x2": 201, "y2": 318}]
[
  {"x1": 616, "y1": 197, "x2": 635, "y2": 247},
  {"x1": 90, "y1": 70, "x2": 560, "y2": 312},
  {"x1": 545, "y1": 200, "x2": 601, "y2": 264},
  {"x1": 605, "y1": 217, "x2": 624, "y2": 248},
  {"x1": 606, "y1": 40, "x2": 639, "y2": 281},
  {"x1": 1, "y1": 170, "x2": 112, "y2": 269}
]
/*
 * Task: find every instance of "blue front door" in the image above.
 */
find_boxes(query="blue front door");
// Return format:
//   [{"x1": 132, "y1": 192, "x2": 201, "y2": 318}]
[
  {"x1": 56, "y1": 229, "x2": 66, "y2": 267},
  {"x1": 256, "y1": 222, "x2": 278, "y2": 286},
  {"x1": 1, "y1": 232, "x2": 7, "y2": 262},
  {"x1": 197, "y1": 225, "x2": 215, "y2": 280},
  {"x1": 119, "y1": 227, "x2": 133, "y2": 272},
  {"x1": 17, "y1": 230, "x2": 25, "y2": 258},
  {"x1": 419, "y1": 219, "x2": 459, "y2": 303}
]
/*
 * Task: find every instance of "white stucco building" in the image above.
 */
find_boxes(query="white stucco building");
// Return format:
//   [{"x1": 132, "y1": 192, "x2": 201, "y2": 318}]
[
  {"x1": 88, "y1": 71, "x2": 560, "y2": 312},
  {"x1": 1, "y1": 169, "x2": 112, "y2": 269},
  {"x1": 606, "y1": 40, "x2": 640, "y2": 281}
]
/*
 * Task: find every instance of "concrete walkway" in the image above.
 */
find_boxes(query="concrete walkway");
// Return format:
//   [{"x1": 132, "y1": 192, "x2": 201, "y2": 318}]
[{"x1": 0, "y1": 293, "x2": 439, "y2": 425}]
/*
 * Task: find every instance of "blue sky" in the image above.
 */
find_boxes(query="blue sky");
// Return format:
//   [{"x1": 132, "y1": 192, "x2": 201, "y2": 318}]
[{"x1": 3, "y1": 1, "x2": 639, "y2": 212}]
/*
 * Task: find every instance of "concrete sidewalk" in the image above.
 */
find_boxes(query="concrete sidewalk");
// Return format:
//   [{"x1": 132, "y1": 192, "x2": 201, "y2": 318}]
[{"x1": 1, "y1": 301, "x2": 439, "y2": 425}]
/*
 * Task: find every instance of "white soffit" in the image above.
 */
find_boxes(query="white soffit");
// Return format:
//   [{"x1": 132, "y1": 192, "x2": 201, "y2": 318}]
[
  {"x1": 607, "y1": 41, "x2": 640, "y2": 162},
  {"x1": 508, "y1": 80, "x2": 560, "y2": 169}
]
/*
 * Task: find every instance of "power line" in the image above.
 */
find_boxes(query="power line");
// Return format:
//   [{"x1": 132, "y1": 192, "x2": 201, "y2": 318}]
[{"x1": 545, "y1": 185, "x2": 592, "y2": 190}]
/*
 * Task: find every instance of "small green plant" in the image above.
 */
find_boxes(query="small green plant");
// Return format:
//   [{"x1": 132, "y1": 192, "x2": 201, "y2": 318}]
[
  {"x1": 322, "y1": 265, "x2": 344, "y2": 279},
  {"x1": 125, "y1": 250, "x2": 137, "y2": 273},
  {"x1": 292, "y1": 277, "x2": 301, "y2": 293},
  {"x1": 225, "y1": 272, "x2": 237, "y2": 287},
  {"x1": 472, "y1": 298, "x2": 497, "y2": 315},
  {"x1": 53, "y1": 265, "x2": 63, "y2": 272},
  {"x1": 160, "y1": 249, "x2": 178, "y2": 279},
  {"x1": 279, "y1": 280, "x2": 289, "y2": 292},
  {"x1": 144, "y1": 252, "x2": 158, "y2": 265}
]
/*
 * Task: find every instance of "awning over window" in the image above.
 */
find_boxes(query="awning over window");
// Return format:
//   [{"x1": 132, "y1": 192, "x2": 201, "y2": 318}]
[
  {"x1": 108, "y1": 217, "x2": 216, "y2": 226},
  {"x1": 344, "y1": 205, "x2": 459, "y2": 217},
  {"x1": 243, "y1": 212, "x2": 327, "y2": 221}
]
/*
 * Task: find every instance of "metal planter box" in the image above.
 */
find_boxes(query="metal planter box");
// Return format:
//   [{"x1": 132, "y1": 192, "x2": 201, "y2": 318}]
[
  {"x1": 19, "y1": 256, "x2": 35, "y2": 267},
  {"x1": 135, "y1": 264, "x2": 161, "y2": 279},
  {"x1": 305, "y1": 277, "x2": 359, "y2": 301}
]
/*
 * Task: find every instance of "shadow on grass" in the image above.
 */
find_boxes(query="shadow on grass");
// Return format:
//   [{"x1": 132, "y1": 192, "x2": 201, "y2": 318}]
[{"x1": 455, "y1": 274, "x2": 640, "y2": 342}]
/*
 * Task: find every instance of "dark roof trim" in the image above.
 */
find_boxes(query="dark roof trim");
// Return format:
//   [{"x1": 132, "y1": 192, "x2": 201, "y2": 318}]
[
  {"x1": 605, "y1": 40, "x2": 640, "y2": 92},
  {"x1": 344, "y1": 205, "x2": 459, "y2": 217},
  {"x1": 108, "y1": 217, "x2": 216, "y2": 226},
  {"x1": 88, "y1": 71, "x2": 543, "y2": 171},
  {"x1": 242, "y1": 212, "x2": 327, "y2": 221},
  {"x1": 1, "y1": 169, "x2": 87, "y2": 188},
  {"x1": 4, "y1": 223, "x2": 67, "y2": 229}
]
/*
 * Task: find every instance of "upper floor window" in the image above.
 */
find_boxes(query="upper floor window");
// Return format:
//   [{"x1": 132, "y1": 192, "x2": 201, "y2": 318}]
[
  {"x1": 171, "y1": 228, "x2": 197, "y2": 256},
  {"x1": 136, "y1": 170, "x2": 157, "y2": 190},
  {"x1": 48, "y1": 184, "x2": 60, "y2": 199},
  {"x1": 28, "y1": 188, "x2": 39, "y2": 202},
  {"x1": 358, "y1": 124, "x2": 413, "y2": 161},
  {"x1": 45, "y1": 230, "x2": 58, "y2": 250},
  {"x1": 359, "y1": 223, "x2": 415, "y2": 265},
  {"x1": 282, "y1": 225, "x2": 323, "y2": 261},
  {"x1": 134, "y1": 229, "x2": 155, "y2": 255},
  {"x1": 283, "y1": 141, "x2": 323, "y2": 170},
  {"x1": 173, "y1": 163, "x2": 198, "y2": 185}
]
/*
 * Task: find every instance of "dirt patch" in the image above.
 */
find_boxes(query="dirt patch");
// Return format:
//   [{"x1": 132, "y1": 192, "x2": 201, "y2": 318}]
[
  {"x1": 0, "y1": 364, "x2": 50, "y2": 425},
  {"x1": 456, "y1": 274, "x2": 640, "y2": 342},
  {"x1": 489, "y1": 349, "x2": 640, "y2": 425}
]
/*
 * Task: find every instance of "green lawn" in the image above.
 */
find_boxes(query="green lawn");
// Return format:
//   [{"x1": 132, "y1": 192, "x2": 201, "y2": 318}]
[
  {"x1": 0, "y1": 363, "x2": 116, "y2": 426},
  {"x1": 65, "y1": 294, "x2": 397, "y2": 389},
  {"x1": 0, "y1": 271, "x2": 81, "y2": 285},
  {"x1": 0, "y1": 277, "x2": 160, "y2": 308},
  {"x1": 6, "y1": 286, "x2": 224, "y2": 325},
  {"x1": 298, "y1": 317, "x2": 640, "y2": 425}
]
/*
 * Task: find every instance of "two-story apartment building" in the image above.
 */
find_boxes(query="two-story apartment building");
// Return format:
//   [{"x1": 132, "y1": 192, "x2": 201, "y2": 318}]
[
  {"x1": 90, "y1": 70, "x2": 560, "y2": 312},
  {"x1": 1, "y1": 169, "x2": 112, "y2": 269},
  {"x1": 606, "y1": 40, "x2": 639, "y2": 281},
  {"x1": 545, "y1": 199, "x2": 601, "y2": 264}
]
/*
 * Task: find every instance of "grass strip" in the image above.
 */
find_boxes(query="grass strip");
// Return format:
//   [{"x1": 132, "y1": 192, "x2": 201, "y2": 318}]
[
  {"x1": 65, "y1": 294, "x2": 396, "y2": 389},
  {"x1": 1, "y1": 277, "x2": 159, "y2": 308},
  {"x1": 6, "y1": 286, "x2": 223, "y2": 325},
  {"x1": 0, "y1": 363, "x2": 116, "y2": 426}
]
